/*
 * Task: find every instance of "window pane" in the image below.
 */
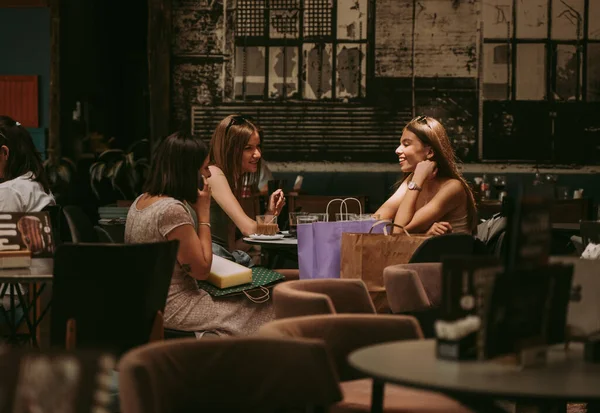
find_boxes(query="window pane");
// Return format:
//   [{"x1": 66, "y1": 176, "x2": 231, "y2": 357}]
[
  {"x1": 303, "y1": 43, "x2": 333, "y2": 99},
  {"x1": 270, "y1": 0, "x2": 300, "y2": 39},
  {"x1": 234, "y1": 46, "x2": 266, "y2": 98},
  {"x1": 587, "y1": 44, "x2": 600, "y2": 101},
  {"x1": 336, "y1": 44, "x2": 366, "y2": 98},
  {"x1": 337, "y1": 0, "x2": 367, "y2": 40},
  {"x1": 483, "y1": 43, "x2": 512, "y2": 100},
  {"x1": 554, "y1": 45, "x2": 581, "y2": 101},
  {"x1": 483, "y1": 0, "x2": 512, "y2": 39},
  {"x1": 551, "y1": 0, "x2": 584, "y2": 40},
  {"x1": 268, "y1": 46, "x2": 299, "y2": 98},
  {"x1": 236, "y1": 0, "x2": 266, "y2": 37},
  {"x1": 516, "y1": 44, "x2": 546, "y2": 100},
  {"x1": 304, "y1": 0, "x2": 333, "y2": 37},
  {"x1": 516, "y1": 0, "x2": 547, "y2": 38},
  {"x1": 590, "y1": 0, "x2": 600, "y2": 39}
]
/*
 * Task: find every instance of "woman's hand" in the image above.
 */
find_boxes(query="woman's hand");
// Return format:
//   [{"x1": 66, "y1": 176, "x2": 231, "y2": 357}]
[
  {"x1": 267, "y1": 189, "x2": 286, "y2": 216},
  {"x1": 413, "y1": 160, "x2": 438, "y2": 183},
  {"x1": 426, "y1": 221, "x2": 452, "y2": 236},
  {"x1": 191, "y1": 176, "x2": 211, "y2": 222}
]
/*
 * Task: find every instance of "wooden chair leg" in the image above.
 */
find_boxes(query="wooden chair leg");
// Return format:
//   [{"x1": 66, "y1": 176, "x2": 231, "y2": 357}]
[
  {"x1": 66, "y1": 318, "x2": 76, "y2": 350},
  {"x1": 149, "y1": 310, "x2": 164, "y2": 342}
]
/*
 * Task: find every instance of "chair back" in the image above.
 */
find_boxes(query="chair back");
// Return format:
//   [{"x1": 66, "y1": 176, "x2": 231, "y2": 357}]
[
  {"x1": 581, "y1": 220, "x2": 600, "y2": 247},
  {"x1": 118, "y1": 337, "x2": 342, "y2": 413},
  {"x1": 94, "y1": 225, "x2": 116, "y2": 243},
  {"x1": 409, "y1": 233, "x2": 477, "y2": 263},
  {"x1": 50, "y1": 241, "x2": 179, "y2": 356},
  {"x1": 41, "y1": 204, "x2": 62, "y2": 246},
  {"x1": 62, "y1": 205, "x2": 98, "y2": 243},
  {"x1": 273, "y1": 279, "x2": 376, "y2": 319},
  {"x1": 259, "y1": 314, "x2": 422, "y2": 381}
]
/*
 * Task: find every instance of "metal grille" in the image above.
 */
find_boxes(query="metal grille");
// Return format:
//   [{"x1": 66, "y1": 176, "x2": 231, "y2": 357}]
[
  {"x1": 270, "y1": 0, "x2": 300, "y2": 38},
  {"x1": 236, "y1": 0, "x2": 265, "y2": 37},
  {"x1": 304, "y1": 0, "x2": 333, "y2": 37}
]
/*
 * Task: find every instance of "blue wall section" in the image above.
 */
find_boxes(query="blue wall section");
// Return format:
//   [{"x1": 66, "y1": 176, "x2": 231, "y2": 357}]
[{"x1": 0, "y1": 7, "x2": 50, "y2": 128}]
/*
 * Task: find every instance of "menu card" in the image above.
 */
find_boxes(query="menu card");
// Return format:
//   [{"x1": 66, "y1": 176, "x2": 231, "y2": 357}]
[{"x1": 0, "y1": 212, "x2": 54, "y2": 258}]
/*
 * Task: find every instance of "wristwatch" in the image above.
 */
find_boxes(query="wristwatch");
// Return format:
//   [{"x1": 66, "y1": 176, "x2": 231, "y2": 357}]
[{"x1": 407, "y1": 181, "x2": 422, "y2": 191}]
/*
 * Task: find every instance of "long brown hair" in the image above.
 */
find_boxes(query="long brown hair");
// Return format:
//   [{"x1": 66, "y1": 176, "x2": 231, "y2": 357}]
[
  {"x1": 209, "y1": 114, "x2": 261, "y2": 198},
  {"x1": 403, "y1": 116, "x2": 477, "y2": 231}
]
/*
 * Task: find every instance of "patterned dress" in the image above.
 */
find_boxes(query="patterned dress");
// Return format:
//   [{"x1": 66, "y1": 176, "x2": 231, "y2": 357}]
[{"x1": 124, "y1": 195, "x2": 274, "y2": 336}]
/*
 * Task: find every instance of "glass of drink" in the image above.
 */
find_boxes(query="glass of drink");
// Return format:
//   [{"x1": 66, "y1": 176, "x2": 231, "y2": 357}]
[
  {"x1": 288, "y1": 212, "x2": 308, "y2": 236},
  {"x1": 493, "y1": 175, "x2": 507, "y2": 201},
  {"x1": 335, "y1": 212, "x2": 358, "y2": 221},
  {"x1": 256, "y1": 215, "x2": 279, "y2": 235},
  {"x1": 296, "y1": 215, "x2": 319, "y2": 226}
]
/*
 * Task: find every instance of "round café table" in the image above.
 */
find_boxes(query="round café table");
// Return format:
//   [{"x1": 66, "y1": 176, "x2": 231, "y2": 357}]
[
  {"x1": 349, "y1": 339, "x2": 600, "y2": 413},
  {"x1": 243, "y1": 236, "x2": 298, "y2": 268}
]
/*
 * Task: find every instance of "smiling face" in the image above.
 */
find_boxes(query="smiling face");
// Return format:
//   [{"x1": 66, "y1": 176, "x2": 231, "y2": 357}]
[
  {"x1": 241, "y1": 131, "x2": 261, "y2": 174},
  {"x1": 395, "y1": 130, "x2": 432, "y2": 173}
]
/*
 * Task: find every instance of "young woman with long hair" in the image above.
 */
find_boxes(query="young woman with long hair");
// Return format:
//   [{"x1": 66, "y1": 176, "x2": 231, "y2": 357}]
[
  {"x1": 375, "y1": 116, "x2": 477, "y2": 235},
  {"x1": 125, "y1": 131, "x2": 274, "y2": 336},
  {"x1": 208, "y1": 114, "x2": 285, "y2": 250}
]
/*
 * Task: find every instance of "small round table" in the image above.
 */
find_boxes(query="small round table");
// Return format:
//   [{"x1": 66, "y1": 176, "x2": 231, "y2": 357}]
[
  {"x1": 243, "y1": 236, "x2": 298, "y2": 268},
  {"x1": 349, "y1": 339, "x2": 600, "y2": 413}
]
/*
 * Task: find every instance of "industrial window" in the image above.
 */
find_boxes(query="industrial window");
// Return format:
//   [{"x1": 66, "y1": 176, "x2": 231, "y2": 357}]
[
  {"x1": 482, "y1": 0, "x2": 600, "y2": 102},
  {"x1": 234, "y1": 0, "x2": 369, "y2": 100}
]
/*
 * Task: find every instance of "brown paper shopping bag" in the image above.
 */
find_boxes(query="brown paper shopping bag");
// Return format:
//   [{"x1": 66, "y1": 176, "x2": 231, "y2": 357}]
[{"x1": 340, "y1": 221, "x2": 430, "y2": 313}]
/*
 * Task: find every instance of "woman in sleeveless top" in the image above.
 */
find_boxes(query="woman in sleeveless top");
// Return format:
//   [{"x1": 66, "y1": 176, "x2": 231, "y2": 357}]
[
  {"x1": 207, "y1": 115, "x2": 285, "y2": 251},
  {"x1": 125, "y1": 132, "x2": 274, "y2": 336},
  {"x1": 375, "y1": 116, "x2": 476, "y2": 235}
]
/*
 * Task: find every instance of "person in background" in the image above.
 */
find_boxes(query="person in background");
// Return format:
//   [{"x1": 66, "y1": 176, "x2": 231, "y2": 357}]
[
  {"x1": 376, "y1": 115, "x2": 476, "y2": 235},
  {"x1": 124, "y1": 131, "x2": 274, "y2": 336},
  {"x1": 208, "y1": 114, "x2": 285, "y2": 251},
  {"x1": 0, "y1": 116, "x2": 55, "y2": 212}
]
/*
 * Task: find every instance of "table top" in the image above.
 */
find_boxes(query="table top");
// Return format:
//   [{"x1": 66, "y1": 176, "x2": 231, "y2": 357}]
[
  {"x1": 349, "y1": 339, "x2": 600, "y2": 403},
  {"x1": 551, "y1": 223, "x2": 580, "y2": 231},
  {"x1": 243, "y1": 236, "x2": 298, "y2": 247},
  {"x1": 0, "y1": 258, "x2": 53, "y2": 282}
]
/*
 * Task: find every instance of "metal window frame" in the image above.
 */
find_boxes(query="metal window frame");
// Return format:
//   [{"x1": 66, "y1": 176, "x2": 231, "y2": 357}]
[{"x1": 233, "y1": 0, "x2": 370, "y2": 101}]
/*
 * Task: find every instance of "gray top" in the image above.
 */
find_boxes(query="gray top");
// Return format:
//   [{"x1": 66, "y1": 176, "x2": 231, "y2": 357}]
[
  {"x1": 349, "y1": 339, "x2": 600, "y2": 403},
  {"x1": 0, "y1": 258, "x2": 53, "y2": 282}
]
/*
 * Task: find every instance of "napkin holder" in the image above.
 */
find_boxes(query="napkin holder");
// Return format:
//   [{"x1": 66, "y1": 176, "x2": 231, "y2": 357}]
[{"x1": 0, "y1": 250, "x2": 32, "y2": 269}]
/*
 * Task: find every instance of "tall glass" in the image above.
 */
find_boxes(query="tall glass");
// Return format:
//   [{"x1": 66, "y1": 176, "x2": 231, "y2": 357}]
[{"x1": 288, "y1": 212, "x2": 308, "y2": 236}]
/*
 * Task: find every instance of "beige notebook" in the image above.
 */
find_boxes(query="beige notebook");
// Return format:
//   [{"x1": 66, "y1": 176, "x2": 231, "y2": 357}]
[{"x1": 206, "y1": 255, "x2": 252, "y2": 289}]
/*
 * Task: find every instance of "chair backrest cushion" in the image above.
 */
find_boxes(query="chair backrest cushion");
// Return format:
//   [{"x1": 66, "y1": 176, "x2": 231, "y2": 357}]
[
  {"x1": 259, "y1": 314, "x2": 423, "y2": 381},
  {"x1": 409, "y1": 233, "x2": 476, "y2": 263},
  {"x1": 62, "y1": 205, "x2": 98, "y2": 243},
  {"x1": 383, "y1": 263, "x2": 443, "y2": 313},
  {"x1": 118, "y1": 337, "x2": 342, "y2": 413}
]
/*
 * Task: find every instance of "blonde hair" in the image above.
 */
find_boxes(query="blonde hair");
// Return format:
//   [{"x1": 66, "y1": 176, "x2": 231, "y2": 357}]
[
  {"x1": 403, "y1": 116, "x2": 477, "y2": 231},
  {"x1": 209, "y1": 114, "x2": 261, "y2": 198}
]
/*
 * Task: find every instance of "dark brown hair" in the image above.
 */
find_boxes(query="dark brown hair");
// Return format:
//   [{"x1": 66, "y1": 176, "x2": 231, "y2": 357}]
[
  {"x1": 144, "y1": 131, "x2": 209, "y2": 204},
  {"x1": 0, "y1": 116, "x2": 50, "y2": 193},
  {"x1": 403, "y1": 116, "x2": 477, "y2": 231},
  {"x1": 209, "y1": 114, "x2": 260, "y2": 198}
]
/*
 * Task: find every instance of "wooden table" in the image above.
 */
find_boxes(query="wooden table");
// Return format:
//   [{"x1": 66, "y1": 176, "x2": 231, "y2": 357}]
[
  {"x1": 349, "y1": 339, "x2": 600, "y2": 413},
  {"x1": 243, "y1": 236, "x2": 298, "y2": 268},
  {"x1": 0, "y1": 259, "x2": 53, "y2": 346}
]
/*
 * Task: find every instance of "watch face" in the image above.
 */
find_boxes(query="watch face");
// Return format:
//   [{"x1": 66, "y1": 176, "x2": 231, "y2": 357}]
[{"x1": 408, "y1": 181, "x2": 415, "y2": 190}]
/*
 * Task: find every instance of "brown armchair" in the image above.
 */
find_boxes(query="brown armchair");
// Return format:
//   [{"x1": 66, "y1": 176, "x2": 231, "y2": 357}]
[{"x1": 273, "y1": 279, "x2": 376, "y2": 319}]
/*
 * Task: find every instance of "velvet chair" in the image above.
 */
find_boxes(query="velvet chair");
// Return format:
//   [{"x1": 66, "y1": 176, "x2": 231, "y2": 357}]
[
  {"x1": 272, "y1": 279, "x2": 376, "y2": 319},
  {"x1": 259, "y1": 314, "x2": 472, "y2": 413}
]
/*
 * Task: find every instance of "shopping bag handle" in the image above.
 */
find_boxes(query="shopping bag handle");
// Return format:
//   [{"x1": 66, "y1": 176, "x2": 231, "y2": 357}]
[
  {"x1": 325, "y1": 197, "x2": 363, "y2": 221},
  {"x1": 369, "y1": 220, "x2": 411, "y2": 236},
  {"x1": 243, "y1": 286, "x2": 270, "y2": 303}
]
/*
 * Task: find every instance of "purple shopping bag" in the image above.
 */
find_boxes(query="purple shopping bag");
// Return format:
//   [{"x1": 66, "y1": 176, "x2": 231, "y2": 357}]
[{"x1": 298, "y1": 219, "x2": 385, "y2": 279}]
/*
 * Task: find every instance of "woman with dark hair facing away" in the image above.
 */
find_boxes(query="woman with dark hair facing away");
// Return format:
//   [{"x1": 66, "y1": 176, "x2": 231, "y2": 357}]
[
  {"x1": 0, "y1": 116, "x2": 55, "y2": 211},
  {"x1": 124, "y1": 131, "x2": 274, "y2": 336},
  {"x1": 375, "y1": 116, "x2": 477, "y2": 235},
  {"x1": 208, "y1": 115, "x2": 285, "y2": 250}
]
